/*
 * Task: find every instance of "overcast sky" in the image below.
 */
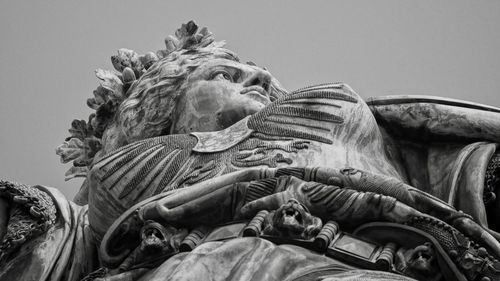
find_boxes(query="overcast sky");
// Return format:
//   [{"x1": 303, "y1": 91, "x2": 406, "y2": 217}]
[{"x1": 1, "y1": 0, "x2": 499, "y2": 199}]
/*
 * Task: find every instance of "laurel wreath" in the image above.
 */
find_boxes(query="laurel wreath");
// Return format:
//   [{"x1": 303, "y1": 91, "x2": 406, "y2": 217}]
[{"x1": 56, "y1": 21, "x2": 217, "y2": 180}]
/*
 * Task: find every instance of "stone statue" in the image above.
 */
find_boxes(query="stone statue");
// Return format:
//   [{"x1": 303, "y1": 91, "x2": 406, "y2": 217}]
[{"x1": 1, "y1": 21, "x2": 500, "y2": 281}]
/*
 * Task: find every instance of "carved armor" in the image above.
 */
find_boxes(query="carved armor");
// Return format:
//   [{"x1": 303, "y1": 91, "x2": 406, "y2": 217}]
[{"x1": 2, "y1": 21, "x2": 500, "y2": 281}]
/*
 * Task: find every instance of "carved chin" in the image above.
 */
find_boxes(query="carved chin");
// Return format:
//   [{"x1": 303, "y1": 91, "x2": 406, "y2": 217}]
[{"x1": 217, "y1": 106, "x2": 260, "y2": 129}]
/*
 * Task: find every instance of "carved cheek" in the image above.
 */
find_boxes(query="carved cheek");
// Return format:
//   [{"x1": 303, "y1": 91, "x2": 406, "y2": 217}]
[
  {"x1": 217, "y1": 98, "x2": 263, "y2": 129},
  {"x1": 173, "y1": 83, "x2": 227, "y2": 132},
  {"x1": 187, "y1": 85, "x2": 225, "y2": 114}
]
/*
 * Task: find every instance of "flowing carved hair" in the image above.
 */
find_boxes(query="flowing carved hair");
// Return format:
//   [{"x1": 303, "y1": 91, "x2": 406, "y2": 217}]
[
  {"x1": 57, "y1": 21, "x2": 288, "y2": 183},
  {"x1": 117, "y1": 47, "x2": 240, "y2": 143}
]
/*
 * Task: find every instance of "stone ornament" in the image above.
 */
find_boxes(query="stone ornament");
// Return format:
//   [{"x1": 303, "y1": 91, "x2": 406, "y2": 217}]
[{"x1": 1, "y1": 20, "x2": 500, "y2": 281}]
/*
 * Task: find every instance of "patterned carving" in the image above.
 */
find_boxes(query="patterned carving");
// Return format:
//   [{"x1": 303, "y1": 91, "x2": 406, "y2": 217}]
[
  {"x1": 0, "y1": 181, "x2": 57, "y2": 262},
  {"x1": 376, "y1": 242, "x2": 398, "y2": 271},
  {"x1": 243, "y1": 210, "x2": 269, "y2": 237},
  {"x1": 485, "y1": 152, "x2": 500, "y2": 205},
  {"x1": 92, "y1": 83, "x2": 358, "y2": 207},
  {"x1": 407, "y1": 216, "x2": 500, "y2": 281},
  {"x1": 180, "y1": 226, "x2": 211, "y2": 252},
  {"x1": 179, "y1": 160, "x2": 218, "y2": 186},
  {"x1": 247, "y1": 84, "x2": 358, "y2": 145},
  {"x1": 232, "y1": 138, "x2": 309, "y2": 168},
  {"x1": 21, "y1": 18, "x2": 500, "y2": 281},
  {"x1": 56, "y1": 21, "x2": 223, "y2": 181},
  {"x1": 314, "y1": 221, "x2": 340, "y2": 251},
  {"x1": 241, "y1": 178, "x2": 279, "y2": 204},
  {"x1": 93, "y1": 134, "x2": 196, "y2": 203}
]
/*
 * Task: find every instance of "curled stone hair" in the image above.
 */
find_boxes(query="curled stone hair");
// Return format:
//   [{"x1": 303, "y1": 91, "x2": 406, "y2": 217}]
[
  {"x1": 118, "y1": 46, "x2": 240, "y2": 143},
  {"x1": 56, "y1": 21, "x2": 287, "y2": 181}
]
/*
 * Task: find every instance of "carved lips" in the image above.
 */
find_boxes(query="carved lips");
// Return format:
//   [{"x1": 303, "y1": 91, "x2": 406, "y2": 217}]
[{"x1": 240, "y1": 85, "x2": 270, "y2": 105}]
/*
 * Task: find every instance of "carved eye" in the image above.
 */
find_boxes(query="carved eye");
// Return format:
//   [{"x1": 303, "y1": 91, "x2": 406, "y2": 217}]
[{"x1": 212, "y1": 71, "x2": 233, "y2": 82}]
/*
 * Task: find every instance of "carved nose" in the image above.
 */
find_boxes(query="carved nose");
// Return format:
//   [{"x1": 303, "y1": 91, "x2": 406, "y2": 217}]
[{"x1": 243, "y1": 69, "x2": 272, "y2": 92}]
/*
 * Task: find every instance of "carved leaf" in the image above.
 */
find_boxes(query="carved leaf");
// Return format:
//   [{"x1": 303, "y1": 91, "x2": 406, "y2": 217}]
[
  {"x1": 68, "y1": 119, "x2": 90, "y2": 140},
  {"x1": 55, "y1": 138, "x2": 86, "y2": 164},
  {"x1": 64, "y1": 166, "x2": 88, "y2": 181},
  {"x1": 122, "y1": 67, "x2": 136, "y2": 84},
  {"x1": 161, "y1": 21, "x2": 217, "y2": 57},
  {"x1": 85, "y1": 137, "x2": 102, "y2": 159},
  {"x1": 164, "y1": 35, "x2": 179, "y2": 52},
  {"x1": 156, "y1": 49, "x2": 169, "y2": 59},
  {"x1": 139, "y1": 52, "x2": 159, "y2": 70},
  {"x1": 210, "y1": 40, "x2": 225, "y2": 49},
  {"x1": 58, "y1": 21, "x2": 225, "y2": 183},
  {"x1": 95, "y1": 69, "x2": 124, "y2": 102},
  {"x1": 93, "y1": 85, "x2": 111, "y2": 105},
  {"x1": 175, "y1": 21, "x2": 195, "y2": 39},
  {"x1": 87, "y1": 97, "x2": 99, "y2": 110},
  {"x1": 111, "y1": 48, "x2": 144, "y2": 78},
  {"x1": 93, "y1": 100, "x2": 118, "y2": 138}
]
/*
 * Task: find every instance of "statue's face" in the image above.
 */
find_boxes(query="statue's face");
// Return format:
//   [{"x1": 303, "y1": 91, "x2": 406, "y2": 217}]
[{"x1": 171, "y1": 58, "x2": 273, "y2": 134}]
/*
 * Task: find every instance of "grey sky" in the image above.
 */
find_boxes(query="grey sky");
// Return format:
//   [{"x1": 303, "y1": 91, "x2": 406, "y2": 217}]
[{"x1": 1, "y1": 0, "x2": 499, "y2": 199}]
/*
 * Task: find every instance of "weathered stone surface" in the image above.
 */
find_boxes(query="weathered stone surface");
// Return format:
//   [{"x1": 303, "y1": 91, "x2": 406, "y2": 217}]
[{"x1": 1, "y1": 21, "x2": 500, "y2": 281}]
